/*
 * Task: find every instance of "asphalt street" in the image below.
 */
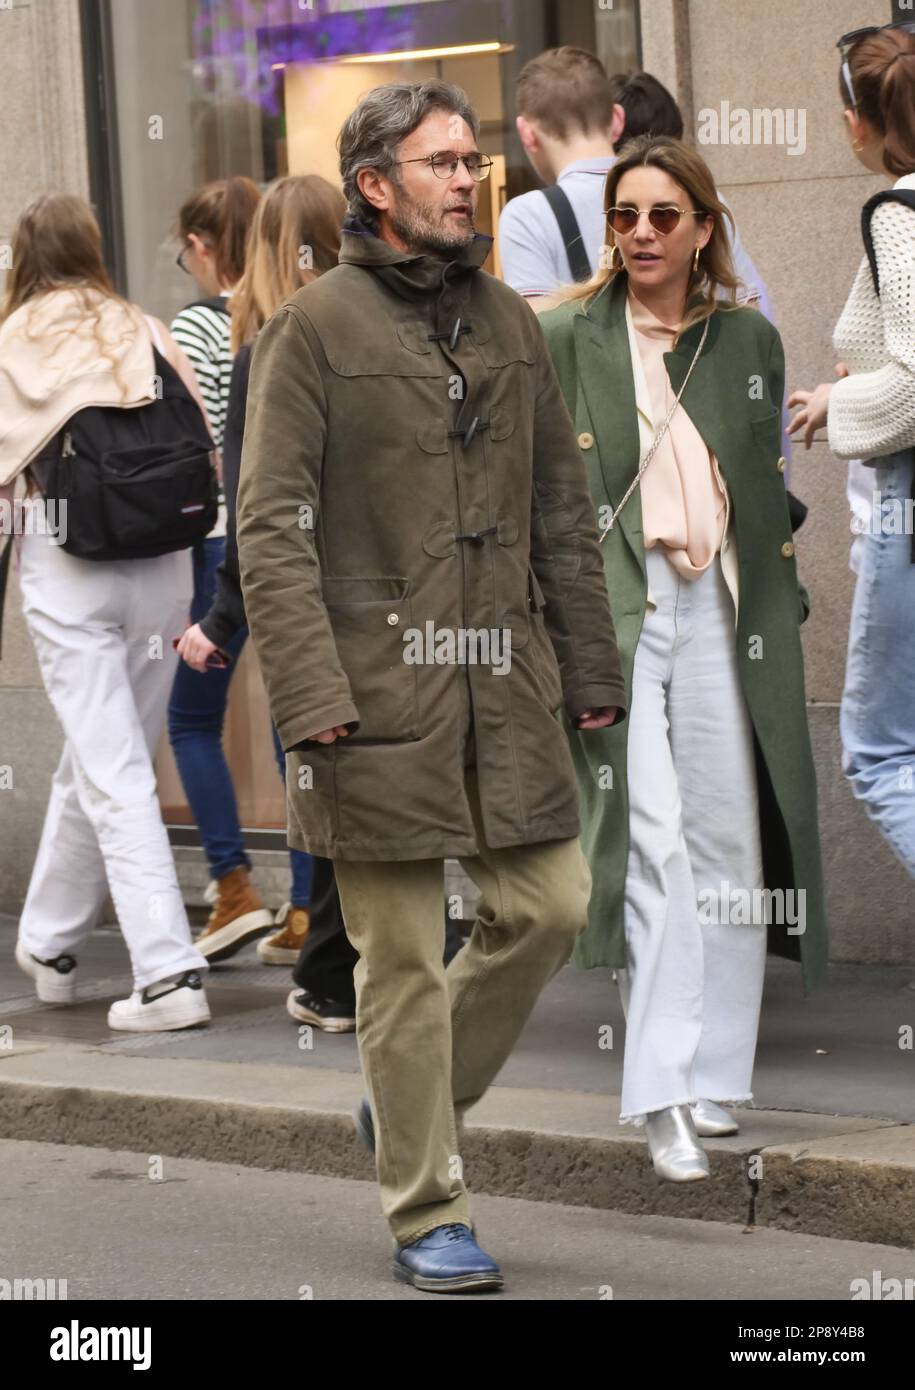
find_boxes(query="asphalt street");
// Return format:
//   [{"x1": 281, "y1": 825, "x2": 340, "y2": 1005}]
[{"x1": 2, "y1": 1137, "x2": 913, "y2": 1302}]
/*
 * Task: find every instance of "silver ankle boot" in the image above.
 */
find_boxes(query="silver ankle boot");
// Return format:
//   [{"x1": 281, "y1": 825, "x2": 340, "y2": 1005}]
[
  {"x1": 644, "y1": 1104, "x2": 710, "y2": 1182},
  {"x1": 691, "y1": 1099, "x2": 739, "y2": 1137}
]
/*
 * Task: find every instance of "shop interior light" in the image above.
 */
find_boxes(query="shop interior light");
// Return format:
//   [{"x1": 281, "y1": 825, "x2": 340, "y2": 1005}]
[
  {"x1": 271, "y1": 41, "x2": 513, "y2": 73},
  {"x1": 337, "y1": 42, "x2": 509, "y2": 64}
]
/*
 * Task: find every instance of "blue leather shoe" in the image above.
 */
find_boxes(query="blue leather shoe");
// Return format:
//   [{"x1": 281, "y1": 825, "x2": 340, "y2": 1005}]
[
  {"x1": 393, "y1": 1224, "x2": 503, "y2": 1293},
  {"x1": 353, "y1": 1099, "x2": 375, "y2": 1154}
]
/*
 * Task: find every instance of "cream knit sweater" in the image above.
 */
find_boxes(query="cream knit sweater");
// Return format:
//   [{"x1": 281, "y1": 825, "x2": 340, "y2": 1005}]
[{"x1": 828, "y1": 172, "x2": 915, "y2": 461}]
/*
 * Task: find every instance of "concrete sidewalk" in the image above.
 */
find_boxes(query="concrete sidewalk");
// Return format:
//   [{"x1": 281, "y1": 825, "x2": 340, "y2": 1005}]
[{"x1": 1, "y1": 917, "x2": 913, "y2": 1249}]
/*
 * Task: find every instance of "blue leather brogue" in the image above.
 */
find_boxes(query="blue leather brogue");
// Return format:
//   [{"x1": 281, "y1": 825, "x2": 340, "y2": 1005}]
[{"x1": 393, "y1": 1224, "x2": 503, "y2": 1293}]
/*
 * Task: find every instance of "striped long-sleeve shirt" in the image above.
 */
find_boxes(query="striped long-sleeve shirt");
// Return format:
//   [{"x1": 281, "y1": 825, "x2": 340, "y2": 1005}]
[
  {"x1": 169, "y1": 297, "x2": 233, "y2": 449},
  {"x1": 170, "y1": 295, "x2": 232, "y2": 538}
]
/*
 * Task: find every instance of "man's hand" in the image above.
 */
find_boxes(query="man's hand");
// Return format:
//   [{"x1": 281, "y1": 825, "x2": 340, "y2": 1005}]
[
  {"x1": 310, "y1": 725, "x2": 351, "y2": 744},
  {"x1": 576, "y1": 707, "x2": 620, "y2": 730}
]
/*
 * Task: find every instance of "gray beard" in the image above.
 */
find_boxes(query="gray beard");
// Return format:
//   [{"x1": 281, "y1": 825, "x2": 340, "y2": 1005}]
[{"x1": 388, "y1": 189, "x2": 476, "y2": 257}]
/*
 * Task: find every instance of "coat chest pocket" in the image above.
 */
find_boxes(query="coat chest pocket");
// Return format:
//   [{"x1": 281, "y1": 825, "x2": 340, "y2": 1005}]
[
  {"x1": 322, "y1": 576, "x2": 420, "y2": 742},
  {"x1": 749, "y1": 408, "x2": 781, "y2": 460}
]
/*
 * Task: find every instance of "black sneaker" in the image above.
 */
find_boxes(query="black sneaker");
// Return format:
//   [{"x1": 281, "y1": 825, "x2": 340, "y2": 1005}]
[{"x1": 286, "y1": 988, "x2": 355, "y2": 1033}]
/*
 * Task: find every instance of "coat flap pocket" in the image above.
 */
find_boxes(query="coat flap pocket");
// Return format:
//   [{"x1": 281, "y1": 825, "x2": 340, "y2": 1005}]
[
  {"x1": 489, "y1": 407, "x2": 515, "y2": 441},
  {"x1": 475, "y1": 332, "x2": 537, "y2": 370},
  {"x1": 749, "y1": 408, "x2": 780, "y2": 436},
  {"x1": 416, "y1": 423, "x2": 449, "y2": 455},
  {"x1": 396, "y1": 323, "x2": 432, "y2": 356},
  {"x1": 323, "y1": 336, "x2": 439, "y2": 379},
  {"x1": 322, "y1": 576, "x2": 409, "y2": 605},
  {"x1": 422, "y1": 521, "x2": 457, "y2": 557}
]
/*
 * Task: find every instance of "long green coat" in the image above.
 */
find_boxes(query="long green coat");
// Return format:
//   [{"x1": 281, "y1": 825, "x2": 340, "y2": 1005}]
[
  {"x1": 236, "y1": 220, "x2": 626, "y2": 863},
  {"x1": 541, "y1": 275, "x2": 828, "y2": 992}
]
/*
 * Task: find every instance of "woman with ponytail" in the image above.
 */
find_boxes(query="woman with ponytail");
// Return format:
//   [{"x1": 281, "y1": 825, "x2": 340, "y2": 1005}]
[
  {"x1": 789, "y1": 22, "x2": 915, "y2": 881},
  {"x1": 175, "y1": 175, "x2": 360, "y2": 1027},
  {"x1": 167, "y1": 176, "x2": 272, "y2": 962}
]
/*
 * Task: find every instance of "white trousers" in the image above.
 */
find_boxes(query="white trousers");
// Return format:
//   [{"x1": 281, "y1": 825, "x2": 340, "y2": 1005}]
[
  {"x1": 17, "y1": 533, "x2": 208, "y2": 990},
  {"x1": 618, "y1": 547, "x2": 767, "y2": 1122}
]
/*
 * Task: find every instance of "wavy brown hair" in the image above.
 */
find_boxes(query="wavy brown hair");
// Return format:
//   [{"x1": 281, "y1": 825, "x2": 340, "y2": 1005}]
[
  {"x1": 561, "y1": 135, "x2": 740, "y2": 339},
  {"x1": 229, "y1": 175, "x2": 345, "y2": 351},
  {"x1": 0, "y1": 193, "x2": 142, "y2": 392},
  {"x1": 840, "y1": 26, "x2": 915, "y2": 177},
  {"x1": 176, "y1": 175, "x2": 261, "y2": 287}
]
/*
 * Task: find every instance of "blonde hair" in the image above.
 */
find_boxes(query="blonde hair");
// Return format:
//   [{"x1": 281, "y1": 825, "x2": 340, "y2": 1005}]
[
  {"x1": 229, "y1": 175, "x2": 345, "y2": 351},
  {"x1": 561, "y1": 135, "x2": 741, "y2": 339},
  {"x1": 1, "y1": 193, "x2": 142, "y2": 394}
]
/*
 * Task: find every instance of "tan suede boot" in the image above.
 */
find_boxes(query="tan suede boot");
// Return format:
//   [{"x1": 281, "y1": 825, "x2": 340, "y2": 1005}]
[
  {"x1": 257, "y1": 902, "x2": 310, "y2": 965},
  {"x1": 195, "y1": 867, "x2": 274, "y2": 962}
]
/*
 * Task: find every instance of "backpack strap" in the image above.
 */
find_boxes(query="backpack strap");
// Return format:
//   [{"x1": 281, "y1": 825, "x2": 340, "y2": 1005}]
[
  {"x1": 542, "y1": 185, "x2": 592, "y2": 283},
  {"x1": 144, "y1": 314, "x2": 166, "y2": 354},
  {"x1": 861, "y1": 188, "x2": 915, "y2": 294}
]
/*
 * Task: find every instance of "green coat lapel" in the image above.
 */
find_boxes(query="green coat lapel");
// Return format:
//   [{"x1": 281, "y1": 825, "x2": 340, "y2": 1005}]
[
  {"x1": 661, "y1": 305, "x2": 725, "y2": 466},
  {"x1": 572, "y1": 279, "x2": 644, "y2": 563}
]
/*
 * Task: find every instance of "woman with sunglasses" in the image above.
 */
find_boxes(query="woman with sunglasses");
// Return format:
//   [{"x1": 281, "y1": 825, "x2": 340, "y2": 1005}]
[
  {"x1": 541, "y1": 136, "x2": 827, "y2": 1180},
  {"x1": 788, "y1": 23, "x2": 915, "y2": 883}
]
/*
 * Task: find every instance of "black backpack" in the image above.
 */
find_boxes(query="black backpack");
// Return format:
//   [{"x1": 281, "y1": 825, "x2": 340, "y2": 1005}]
[{"x1": 29, "y1": 345, "x2": 218, "y2": 562}]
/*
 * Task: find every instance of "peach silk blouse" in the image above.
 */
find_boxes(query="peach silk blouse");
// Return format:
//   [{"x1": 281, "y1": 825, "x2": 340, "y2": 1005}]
[{"x1": 629, "y1": 293, "x2": 728, "y2": 579}]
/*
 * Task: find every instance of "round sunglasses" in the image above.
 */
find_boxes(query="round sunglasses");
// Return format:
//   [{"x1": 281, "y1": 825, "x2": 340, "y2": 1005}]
[{"x1": 607, "y1": 205, "x2": 708, "y2": 236}]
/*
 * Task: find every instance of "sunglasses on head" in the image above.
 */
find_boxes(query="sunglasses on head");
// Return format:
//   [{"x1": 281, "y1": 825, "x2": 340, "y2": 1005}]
[
  {"x1": 606, "y1": 205, "x2": 707, "y2": 236},
  {"x1": 837, "y1": 19, "x2": 915, "y2": 107},
  {"x1": 836, "y1": 19, "x2": 915, "y2": 54}
]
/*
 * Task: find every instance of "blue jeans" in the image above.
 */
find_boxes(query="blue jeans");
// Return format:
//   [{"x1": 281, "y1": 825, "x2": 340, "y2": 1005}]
[
  {"x1": 840, "y1": 452, "x2": 915, "y2": 878},
  {"x1": 168, "y1": 537, "x2": 313, "y2": 904},
  {"x1": 168, "y1": 538, "x2": 249, "y2": 881}
]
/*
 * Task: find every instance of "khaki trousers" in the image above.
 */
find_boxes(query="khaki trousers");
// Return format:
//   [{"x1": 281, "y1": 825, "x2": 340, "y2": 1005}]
[{"x1": 334, "y1": 767, "x2": 591, "y2": 1245}]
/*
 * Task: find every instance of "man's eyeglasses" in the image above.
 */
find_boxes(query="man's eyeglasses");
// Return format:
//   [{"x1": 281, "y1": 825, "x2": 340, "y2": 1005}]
[
  {"x1": 393, "y1": 151, "x2": 493, "y2": 182},
  {"x1": 607, "y1": 205, "x2": 708, "y2": 236},
  {"x1": 836, "y1": 20, "x2": 915, "y2": 108}
]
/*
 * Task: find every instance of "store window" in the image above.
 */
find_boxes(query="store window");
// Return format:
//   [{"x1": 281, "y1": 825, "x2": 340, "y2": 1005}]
[{"x1": 93, "y1": 0, "x2": 640, "y2": 831}]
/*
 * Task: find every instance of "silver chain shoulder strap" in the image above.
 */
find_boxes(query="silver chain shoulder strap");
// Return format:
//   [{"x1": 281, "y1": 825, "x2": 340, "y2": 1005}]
[{"x1": 598, "y1": 316, "x2": 710, "y2": 544}]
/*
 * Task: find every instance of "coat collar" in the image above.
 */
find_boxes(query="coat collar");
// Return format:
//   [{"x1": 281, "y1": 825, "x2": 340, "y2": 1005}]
[{"x1": 338, "y1": 214, "x2": 493, "y2": 303}]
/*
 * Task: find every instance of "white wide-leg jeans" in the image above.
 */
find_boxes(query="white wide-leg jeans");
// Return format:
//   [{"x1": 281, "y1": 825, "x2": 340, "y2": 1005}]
[
  {"x1": 17, "y1": 532, "x2": 208, "y2": 990},
  {"x1": 617, "y1": 546, "x2": 767, "y2": 1123}
]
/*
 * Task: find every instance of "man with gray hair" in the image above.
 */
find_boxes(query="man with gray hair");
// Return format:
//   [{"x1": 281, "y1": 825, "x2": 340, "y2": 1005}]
[{"x1": 236, "y1": 80, "x2": 625, "y2": 1293}]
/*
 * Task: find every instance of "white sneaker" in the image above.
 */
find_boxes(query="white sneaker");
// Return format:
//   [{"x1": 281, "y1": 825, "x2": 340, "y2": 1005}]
[
  {"x1": 15, "y1": 940, "x2": 78, "y2": 1004},
  {"x1": 107, "y1": 970, "x2": 211, "y2": 1033}
]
